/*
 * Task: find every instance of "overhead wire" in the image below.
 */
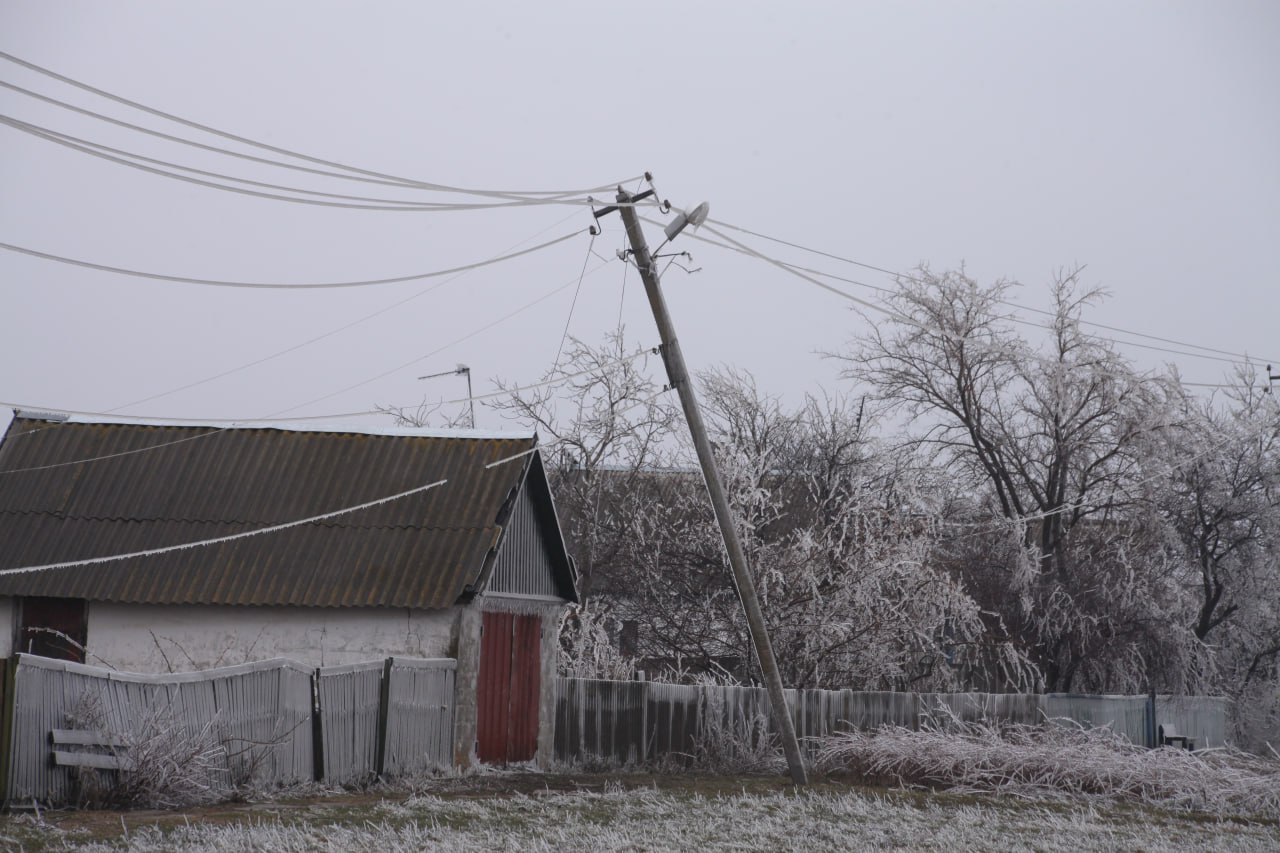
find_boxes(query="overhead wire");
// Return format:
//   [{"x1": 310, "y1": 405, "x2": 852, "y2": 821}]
[
  {"x1": 0, "y1": 80, "x2": 533, "y2": 199},
  {"x1": 691, "y1": 222, "x2": 946, "y2": 333},
  {"x1": 0, "y1": 230, "x2": 583, "y2": 289},
  {"x1": 0, "y1": 112, "x2": 589, "y2": 212},
  {"x1": 0, "y1": 425, "x2": 238, "y2": 475},
  {"x1": 0, "y1": 478, "x2": 450, "y2": 576},
  {"x1": 551, "y1": 232, "x2": 596, "y2": 374},
  {"x1": 106, "y1": 207, "x2": 590, "y2": 412},
  {"x1": 772, "y1": 256, "x2": 1257, "y2": 367},
  {"x1": 0, "y1": 115, "x2": 560, "y2": 210},
  {"x1": 0, "y1": 253, "x2": 622, "y2": 441},
  {"x1": 683, "y1": 221, "x2": 1269, "y2": 377},
  {"x1": 613, "y1": 175, "x2": 647, "y2": 332},
  {"x1": 0, "y1": 52, "x2": 641, "y2": 200},
  {"x1": 261, "y1": 257, "x2": 618, "y2": 418},
  {"x1": 705, "y1": 216, "x2": 1278, "y2": 366}
]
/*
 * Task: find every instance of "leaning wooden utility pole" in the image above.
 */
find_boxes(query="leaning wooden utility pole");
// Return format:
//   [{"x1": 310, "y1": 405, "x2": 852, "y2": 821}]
[{"x1": 613, "y1": 187, "x2": 809, "y2": 785}]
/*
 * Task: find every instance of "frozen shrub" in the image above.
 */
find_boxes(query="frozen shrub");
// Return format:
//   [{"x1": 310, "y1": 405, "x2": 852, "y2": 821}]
[{"x1": 815, "y1": 715, "x2": 1280, "y2": 819}]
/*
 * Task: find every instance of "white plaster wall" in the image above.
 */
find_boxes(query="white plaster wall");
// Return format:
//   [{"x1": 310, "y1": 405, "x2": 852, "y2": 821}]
[
  {"x1": 0, "y1": 596, "x2": 13, "y2": 657},
  {"x1": 85, "y1": 602, "x2": 460, "y2": 673}
]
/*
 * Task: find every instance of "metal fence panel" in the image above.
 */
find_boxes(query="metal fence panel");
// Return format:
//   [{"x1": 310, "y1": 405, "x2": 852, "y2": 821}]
[
  {"x1": 381, "y1": 657, "x2": 457, "y2": 776},
  {"x1": 923, "y1": 692, "x2": 1046, "y2": 727},
  {"x1": 554, "y1": 677, "x2": 655, "y2": 765},
  {"x1": 1157, "y1": 695, "x2": 1229, "y2": 749},
  {"x1": 552, "y1": 678, "x2": 1231, "y2": 766},
  {"x1": 315, "y1": 660, "x2": 384, "y2": 786},
  {"x1": 4, "y1": 655, "x2": 314, "y2": 806},
  {"x1": 645, "y1": 682, "x2": 700, "y2": 762},
  {"x1": 1044, "y1": 694, "x2": 1150, "y2": 746}
]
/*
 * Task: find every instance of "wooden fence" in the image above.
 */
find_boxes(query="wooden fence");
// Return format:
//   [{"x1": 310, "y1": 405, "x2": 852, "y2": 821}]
[
  {"x1": 0, "y1": 654, "x2": 456, "y2": 806},
  {"x1": 553, "y1": 677, "x2": 1229, "y2": 766}
]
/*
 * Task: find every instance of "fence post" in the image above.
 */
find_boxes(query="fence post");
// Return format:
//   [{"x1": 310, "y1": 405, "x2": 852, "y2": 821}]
[
  {"x1": 1152, "y1": 686, "x2": 1162, "y2": 747},
  {"x1": 0, "y1": 657, "x2": 13, "y2": 807},
  {"x1": 374, "y1": 658, "x2": 393, "y2": 777},
  {"x1": 311, "y1": 667, "x2": 324, "y2": 782}
]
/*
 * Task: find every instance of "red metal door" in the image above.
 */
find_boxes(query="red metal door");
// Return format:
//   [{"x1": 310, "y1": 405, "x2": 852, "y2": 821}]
[
  {"x1": 477, "y1": 611, "x2": 513, "y2": 763},
  {"x1": 507, "y1": 613, "x2": 542, "y2": 761},
  {"x1": 476, "y1": 611, "x2": 542, "y2": 763}
]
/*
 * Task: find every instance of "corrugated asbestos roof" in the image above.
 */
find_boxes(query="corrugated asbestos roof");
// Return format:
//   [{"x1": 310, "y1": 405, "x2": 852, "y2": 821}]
[{"x1": 0, "y1": 416, "x2": 543, "y2": 609}]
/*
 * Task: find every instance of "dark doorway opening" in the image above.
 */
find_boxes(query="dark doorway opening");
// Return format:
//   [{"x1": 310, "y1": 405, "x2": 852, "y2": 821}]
[{"x1": 19, "y1": 596, "x2": 88, "y2": 663}]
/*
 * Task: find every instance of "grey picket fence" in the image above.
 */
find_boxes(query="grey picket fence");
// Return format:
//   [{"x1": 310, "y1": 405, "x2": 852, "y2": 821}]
[
  {"x1": 553, "y1": 677, "x2": 1229, "y2": 766},
  {"x1": 1, "y1": 653, "x2": 457, "y2": 806}
]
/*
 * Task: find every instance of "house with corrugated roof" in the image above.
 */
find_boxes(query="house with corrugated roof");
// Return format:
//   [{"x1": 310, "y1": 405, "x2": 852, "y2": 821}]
[{"x1": 0, "y1": 408, "x2": 577, "y2": 768}]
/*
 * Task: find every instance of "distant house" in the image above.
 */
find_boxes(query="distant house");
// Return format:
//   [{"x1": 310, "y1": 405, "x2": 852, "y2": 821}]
[{"x1": 0, "y1": 409, "x2": 577, "y2": 768}]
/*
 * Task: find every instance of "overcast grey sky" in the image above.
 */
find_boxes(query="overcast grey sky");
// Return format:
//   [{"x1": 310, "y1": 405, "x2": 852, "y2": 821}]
[{"x1": 2, "y1": 1, "x2": 1276, "y2": 431}]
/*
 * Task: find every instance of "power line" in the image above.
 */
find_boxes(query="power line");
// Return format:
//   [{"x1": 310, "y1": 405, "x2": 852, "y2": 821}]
[
  {"x1": 0, "y1": 51, "x2": 640, "y2": 200},
  {"x1": 0, "y1": 477, "x2": 449, "y2": 577},
  {"x1": 263, "y1": 257, "x2": 618, "y2": 418},
  {"x1": 105, "y1": 208, "x2": 590, "y2": 412},
  {"x1": 691, "y1": 222, "x2": 938, "y2": 330},
  {"x1": 705, "y1": 217, "x2": 1278, "y2": 365},
  {"x1": 706, "y1": 217, "x2": 900, "y2": 277},
  {"x1": 551, "y1": 232, "x2": 595, "y2": 372},
  {"x1": 0, "y1": 426, "x2": 235, "y2": 474},
  {"x1": 1, "y1": 237, "x2": 620, "y2": 458},
  {"x1": 0, "y1": 230, "x2": 582, "y2": 289},
  {"x1": 0, "y1": 80, "x2": 519, "y2": 198},
  {"x1": 0, "y1": 112, "x2": 587, "y2": 212},
  {"x1": 689, "y1": 222, "x2": 1270, "y2": 370},
  {"x1": 773, "y1": 258, "x2": 1258, "y2": 367},
  {"x1": 0, "y1": 115, "x2": 561, "y2": 211},
  {"x1": 674, "y1": 223, "x2": 1257, "y2": 402}
]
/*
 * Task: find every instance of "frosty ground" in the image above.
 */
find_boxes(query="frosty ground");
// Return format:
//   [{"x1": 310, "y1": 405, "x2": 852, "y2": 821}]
[{"x1": 3, "y1": 773, "x2": 1277, "y2": 852}]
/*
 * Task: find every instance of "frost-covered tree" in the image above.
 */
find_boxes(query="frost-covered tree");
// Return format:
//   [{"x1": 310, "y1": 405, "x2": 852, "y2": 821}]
[
  {"x1": 563, "y1": 365, "x2": 1029, "y2": 690},
  {"x1": 491, "y1": 332, "x2": 1025, "y2": 689},
  {"x1": 488, "y1": 329, "x2": 678, "y2": 601},
  {"x1": 1158, "y1": 373, "x2": 1280, "y2": 665},
  {"x1": 1148, "y1": 371, "x2": 1280, "y2": 745},
  {"x1": 837, "y1": 267, "x2": 1187, "y2": 692}
]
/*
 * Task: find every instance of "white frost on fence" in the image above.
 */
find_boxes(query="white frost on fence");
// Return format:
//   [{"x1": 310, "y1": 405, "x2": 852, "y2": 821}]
[
  {"x1": 3, "y1": 653, "x2": 458, "y2": 806},
  {"x1": 553, "y1": 677, "x2": 1231, "y2": 766}
]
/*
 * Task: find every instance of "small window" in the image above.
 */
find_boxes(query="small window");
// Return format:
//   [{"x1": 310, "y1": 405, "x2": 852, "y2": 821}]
[{"x1": 18, "y1": 597, "x2": 88, "y2": 663}]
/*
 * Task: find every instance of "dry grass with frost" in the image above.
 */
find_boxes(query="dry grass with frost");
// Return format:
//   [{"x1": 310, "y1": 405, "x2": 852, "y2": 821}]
[
  {"x1": 815, "y1": 717, "x2": 1280, "y2": 820},
  {"x1": 10, "y1": 784, "x2": 1279, "y2": 852}
]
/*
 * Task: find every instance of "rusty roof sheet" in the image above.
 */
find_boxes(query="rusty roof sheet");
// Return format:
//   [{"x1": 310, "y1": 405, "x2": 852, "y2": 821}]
[{"x1": 0, "y1": 416, "x2": 540, "y2": 609}]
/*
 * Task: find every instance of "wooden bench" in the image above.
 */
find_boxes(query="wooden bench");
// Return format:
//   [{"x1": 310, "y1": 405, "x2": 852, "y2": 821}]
[
  {"x1": 1157, "y1": 723, "x2": 1195, "y2": 750},
  {"x1": 50, "y1": 729, "x2": 133, "y2": 771}
]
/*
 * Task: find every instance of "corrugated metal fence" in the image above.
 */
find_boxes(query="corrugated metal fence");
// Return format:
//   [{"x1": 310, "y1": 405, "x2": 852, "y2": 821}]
[
  {"x1": 378, "y1": 657, "x2": 456, "y2": 779},
  {"x1": 554, "y1": 677, "x2": 1229, "y2": 766},
  {"x1": 2, "y1": 655, "x2": 314, "y2": 806},
  {"x1": 313, "y1": 656, "x2": 455, "y2": 786},
  {"x1": 1, "y1": 654, "x2": 456, "y2": 806}
]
